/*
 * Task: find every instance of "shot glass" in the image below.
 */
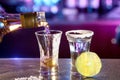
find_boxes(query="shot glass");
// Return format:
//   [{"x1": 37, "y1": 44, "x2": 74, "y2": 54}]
[
  {"x1": 66, "y1": 30, "x2": 94, "y2": 76},
  {"x1": 35, "y1": 30, "x2": 62, "y2": 76}
]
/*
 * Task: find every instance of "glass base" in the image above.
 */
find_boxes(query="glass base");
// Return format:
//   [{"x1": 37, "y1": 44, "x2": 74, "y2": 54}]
[
  {"x1": 71, "y1": 66, "x2": 81, "y2": 76},
  {"x1": 39, "y1": 66, "x2": 59, "y2": 76},
  {"x1": 39, "y1": 70, "x2": 58, "y2": 76}
]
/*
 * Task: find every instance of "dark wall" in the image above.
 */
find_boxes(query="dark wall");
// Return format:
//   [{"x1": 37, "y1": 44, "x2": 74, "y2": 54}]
[{"x1": 0, "y1": 20, "x2": 120, "y2": 58}]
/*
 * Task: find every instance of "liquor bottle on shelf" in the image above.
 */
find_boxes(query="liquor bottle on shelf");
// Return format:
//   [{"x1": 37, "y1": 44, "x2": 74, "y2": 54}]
[{"x1": 0, "y1": 12, "x2": 49, "y2": 42}]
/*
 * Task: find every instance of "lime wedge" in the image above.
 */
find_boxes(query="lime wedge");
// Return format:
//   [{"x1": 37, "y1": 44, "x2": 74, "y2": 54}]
[{"x1": 75, "y1": 52, "x2": 102, "y2": 77}]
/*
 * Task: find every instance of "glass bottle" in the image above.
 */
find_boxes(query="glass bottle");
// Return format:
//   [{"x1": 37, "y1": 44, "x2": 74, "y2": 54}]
[
  {"x1": 0, "y1": 12, "x2": 48, "y2": 42},
  {"x1": 20, "y1": 12, "x2": 49, "y2": 28}
]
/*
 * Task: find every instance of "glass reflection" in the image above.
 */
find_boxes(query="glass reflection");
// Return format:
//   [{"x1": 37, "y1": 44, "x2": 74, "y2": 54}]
[
  {"x1": 70, "y1": 73, "x2": 97, "y2": 80},
  {"x1": 70, "y1": 74, "x2": 81, "y2": 80},
  {"x1": 39, "y1": 75, "x2": 59, "y2": 80}
]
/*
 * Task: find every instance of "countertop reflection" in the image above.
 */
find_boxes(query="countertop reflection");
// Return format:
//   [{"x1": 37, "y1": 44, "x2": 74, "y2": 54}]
[{"x1": 0, "y1": 58, "x2": 120, "y2": 80}]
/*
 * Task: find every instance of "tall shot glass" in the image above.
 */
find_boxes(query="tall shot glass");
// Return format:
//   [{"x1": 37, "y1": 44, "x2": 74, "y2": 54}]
[
  {"x1": 65, "y1": 30, "x2": 94, "y2": 76},
  {"x1": 35, "y1": 30, "x2": 62, "y2": 76}
]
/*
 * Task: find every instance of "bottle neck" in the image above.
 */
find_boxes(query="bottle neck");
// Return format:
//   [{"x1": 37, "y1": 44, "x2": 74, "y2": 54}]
[
  {"x1": 20, "y1": 12, "x2": 49, "y2": 28},
  {"x1": 36, "y1": 12, "x2": 49, "y2": 28}
]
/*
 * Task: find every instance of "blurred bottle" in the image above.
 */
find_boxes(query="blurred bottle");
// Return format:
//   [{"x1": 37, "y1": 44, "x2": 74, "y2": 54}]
[
  {"x1": 115, "y1": 25, "x2": 120, "y2": 45},
  {"x1": 111, "y1": 25, "x2": 120, "y2": 46},
  {"x1": 0, "y1": 12, "x2": 48, "y2": 42}
]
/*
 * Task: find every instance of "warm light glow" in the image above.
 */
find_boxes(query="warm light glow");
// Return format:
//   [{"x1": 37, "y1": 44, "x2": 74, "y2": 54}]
[
  {"x1": 9, "y1": 24, "x2": 21, "y2": 31},
  {"x1": 51, "y1": 75, "x2": 58, "y2": 80}
]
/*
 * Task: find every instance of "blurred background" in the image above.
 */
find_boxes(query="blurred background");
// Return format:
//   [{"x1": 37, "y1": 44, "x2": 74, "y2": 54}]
[
  {"x1": 0, "y1": 0, "x2": 120, "y2": 58},
  {"x1": 0, "y1": 0, "x2": 119, "y2": 19}
]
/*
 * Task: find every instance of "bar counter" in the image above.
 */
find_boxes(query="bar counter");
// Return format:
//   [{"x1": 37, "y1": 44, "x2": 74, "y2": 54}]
[{"x1": 0, "y1": 58, "x2": 120, "y2": 80}]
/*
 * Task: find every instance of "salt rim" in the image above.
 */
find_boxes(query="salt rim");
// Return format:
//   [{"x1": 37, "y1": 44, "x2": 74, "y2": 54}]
[{"x1": 66, "y1": 30, "x2": 94, "y2": 38}]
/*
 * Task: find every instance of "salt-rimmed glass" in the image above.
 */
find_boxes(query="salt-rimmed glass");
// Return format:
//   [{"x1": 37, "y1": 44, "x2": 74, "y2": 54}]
[{"x1": 65, "y1": 30, "x2": 94, "y2": 76}]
